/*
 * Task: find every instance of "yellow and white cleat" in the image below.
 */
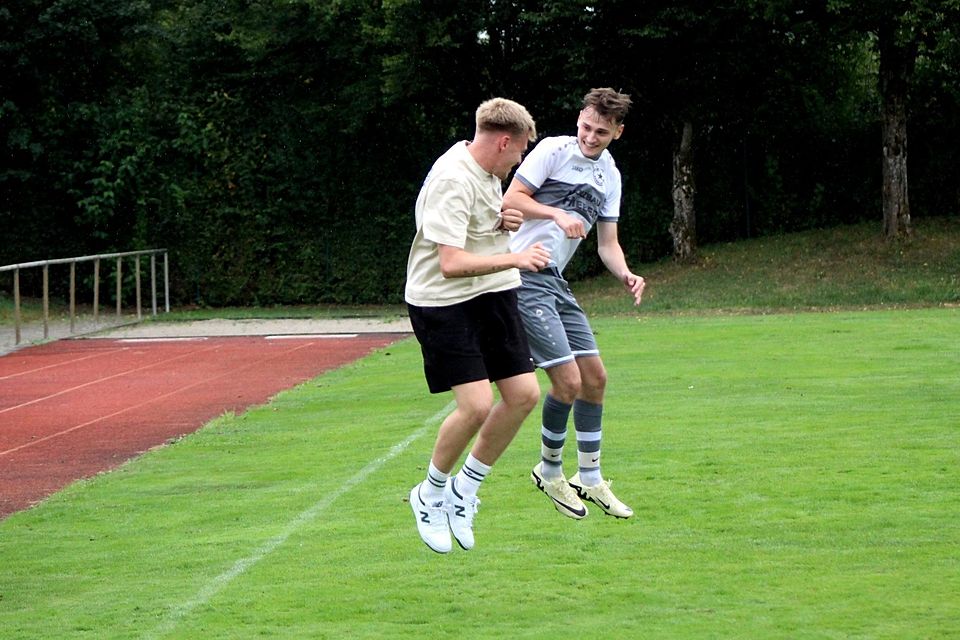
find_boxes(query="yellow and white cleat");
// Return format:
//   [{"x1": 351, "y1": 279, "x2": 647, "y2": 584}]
[
  {"x1": 568, "y1": 473, "x2": 633, "y2": 519},
  {"x1": 531, "y1": 462, "x2": 588, "y2": 520}
]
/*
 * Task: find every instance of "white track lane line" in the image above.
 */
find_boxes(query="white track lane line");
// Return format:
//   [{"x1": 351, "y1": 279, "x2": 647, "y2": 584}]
[
  {"x1": 0, "y1": 347, "x2": 130, "y2": 382},
  {"x1": 0, "y1": 340, "x2": 318, "y2": 456},
  {"x1": 118, "y1": 337, "x2": 208, "y2": 343},
  {"x1": 0, "y1": 342, "x2": 225, "y2": 416},
  {"x1": 143, "y1": 400, "x2": 455, "y2": 640},
  {"x1": 264, "y1": 334, "x2": 358, "y2": 339}
]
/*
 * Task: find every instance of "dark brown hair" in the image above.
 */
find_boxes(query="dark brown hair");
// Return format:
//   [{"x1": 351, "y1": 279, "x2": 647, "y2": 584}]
[{"x1": 582, "y1": 88, "x2": 632, "y2": 124}]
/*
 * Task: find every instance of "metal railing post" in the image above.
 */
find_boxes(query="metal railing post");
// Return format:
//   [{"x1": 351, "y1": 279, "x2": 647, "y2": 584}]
[
  {"x1": 69, "y1": 262, "x2": 76, "y2": 333},
  {"x1": 43, "y1": 264, "x2": 50, "y2": 339},
  {"x1": 14, "y1": 268, "x2": 21, "y2": 345},
  {"x1": 164, "y1": 251, "x2": 170, "y2": 313},
  {"x1": 135, "y1": 256, "x2": 142, "y2": 320},
  {"x1": 116, "y1": 257, "x2": 122, "y2": 317},
  {"x1": 93, "y1": 258, "x2": 100, "y2": 324},
  {"x1": 150, "y1": 253, "x2": 157, "y2": 317}
]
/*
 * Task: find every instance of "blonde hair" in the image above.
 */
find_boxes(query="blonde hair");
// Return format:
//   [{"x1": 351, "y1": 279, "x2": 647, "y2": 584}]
[{"x1": 475, "y1": 98, "x2": 537, "y2": 142}]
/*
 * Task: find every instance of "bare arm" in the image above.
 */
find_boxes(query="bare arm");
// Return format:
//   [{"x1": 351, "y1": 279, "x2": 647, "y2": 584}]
[
  {"x1": 503, "y1": 180, "x2": 586, "y2": 239},
  {"x1": 437, "y1": 243, "x2": 551, "y2": 278},
  {"x1": 597, "y1": 222, "x2": 646, "y2": 306}
]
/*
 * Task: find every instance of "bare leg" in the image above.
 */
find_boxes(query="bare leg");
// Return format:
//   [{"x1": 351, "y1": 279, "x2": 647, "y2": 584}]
[
  {"x1": 543, "y1": 355, "x2": 606, "y2": 404},
  {"x1": 575, "y1": 355, "x2": 607, "y2": 404},
  {"x1": 544, "y1": 359, "x2": 582, "y2": 404},
  {"x1": 422, "y1": 372, "x2": 539, "y2": 552},
  {"x1": 469, "y1": 372, "x2": 540, "y2": 466},
  {"x1": 430, "y1": 379, "x2": 494, "y2": 473}
]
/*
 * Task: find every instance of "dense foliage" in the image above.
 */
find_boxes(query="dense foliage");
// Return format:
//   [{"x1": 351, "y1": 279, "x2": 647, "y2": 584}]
[{"x1": 2, "y1": 0, "x2": 958, "y2": 304}]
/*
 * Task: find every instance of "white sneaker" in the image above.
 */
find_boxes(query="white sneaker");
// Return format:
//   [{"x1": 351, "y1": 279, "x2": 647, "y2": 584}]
[
  {"x1": 444, "y1": 479, "x2": 480, "y2": 551},
  {"x1": 568, "y1": 473, "x2": 633, "y2": 519},
  {"x1": 530, "y1": 462, "x2": 588, "y2": 520},
  {"x1": 409, "y1": 482, "x2": 451, "y2": 553}
]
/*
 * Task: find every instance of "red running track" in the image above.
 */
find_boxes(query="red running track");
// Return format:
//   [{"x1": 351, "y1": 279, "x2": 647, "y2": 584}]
[{"x1": 0, "y1": 333, "x2": 405, "y2": 519}]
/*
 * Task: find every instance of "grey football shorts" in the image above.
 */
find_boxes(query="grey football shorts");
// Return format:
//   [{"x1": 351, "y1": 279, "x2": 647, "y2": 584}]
[{"x1": 517, "y1": 269, "x2": 598, "y2": 369}]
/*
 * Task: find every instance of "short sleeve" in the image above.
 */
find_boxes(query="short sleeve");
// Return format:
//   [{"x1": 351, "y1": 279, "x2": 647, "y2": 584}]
[
  {"x1": 420, "y1": 178, "x2": 472, "y2": 249},
  {"x1": 514, "y1": 137, "x2": 565, "y2": 192}
]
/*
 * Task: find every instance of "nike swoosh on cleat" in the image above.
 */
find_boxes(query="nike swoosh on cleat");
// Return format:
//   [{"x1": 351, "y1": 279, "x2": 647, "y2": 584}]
[
  {"x1": 593, "y1": 497, "x2": 611, "y2": 510},
  {"x1": 532, "y1": 473, "x2": 587, "y2": 517},
  {"x1": 555, "y1": 500, "x2": 587, "y2": 517},
  {"x1": 571, "y1": 484, "x2": 612, "y2": 511}
]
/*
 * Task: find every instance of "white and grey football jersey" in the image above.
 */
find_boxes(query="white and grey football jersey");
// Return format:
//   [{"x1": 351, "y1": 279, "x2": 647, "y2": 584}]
[{"x1": 509, "y1": 135, "x2": 621, "y2": 272}]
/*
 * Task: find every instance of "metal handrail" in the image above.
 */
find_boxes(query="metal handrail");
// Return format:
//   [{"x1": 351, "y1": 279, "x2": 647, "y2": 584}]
[{"x1": 1, "y1": 249, "x2": 170, "y2": 346}]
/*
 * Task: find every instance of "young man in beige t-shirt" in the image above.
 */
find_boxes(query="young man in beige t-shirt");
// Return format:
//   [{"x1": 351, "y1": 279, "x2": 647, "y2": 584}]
[{"x1": 405, "y1": 98, "x2": 550, "y2": 553}]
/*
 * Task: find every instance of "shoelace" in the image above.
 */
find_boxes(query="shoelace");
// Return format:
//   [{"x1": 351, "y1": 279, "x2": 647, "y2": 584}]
[
  {"x1": 461, "y1": 497, "x2": 480, "y2": 523},
  {"x1": 557, "y1": 481, "x2": 581, "y2": 503},
  {"x1": 426, "y1": 501, "x2": 447, "y2": 526},
  {"x1": 597, "y1": 485, "x2": 614, "y2": 502},
  {"x1": 589, "y1": 480, "x2": 630, "y2": 512}
]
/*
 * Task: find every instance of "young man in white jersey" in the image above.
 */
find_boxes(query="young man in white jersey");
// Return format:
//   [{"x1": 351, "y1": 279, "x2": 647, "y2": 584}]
[
  {"x1": 503, "y1": 88, "x2": 645, "y2": 520},
  {"x1": 405, "y1": 98, "x2": 552, "y2": 553}
]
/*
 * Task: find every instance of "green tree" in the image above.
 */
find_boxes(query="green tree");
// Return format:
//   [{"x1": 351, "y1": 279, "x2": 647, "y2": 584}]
[
  {"x1": 4, "y1": 0, "x2": 956, "y2": 307},
  {"x1": 827, "y1": 0, "x2": 960, "y2": 238},
  {"x1": 539, "y1": 1, "x2": 862, "y2": 262},
  {"x1": 141, "y1": 0, "x2": 416, "y2": 304},
  {"x1": 1, "y1": 0, "x2": 152, "y2": 269}
]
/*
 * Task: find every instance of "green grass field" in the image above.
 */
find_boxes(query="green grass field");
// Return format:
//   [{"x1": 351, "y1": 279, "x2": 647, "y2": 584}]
[
  {"x1": 2, "y1": 218, "x2": 959, "y2": 637},
  {"x1": 2, "y1": 307, "x2": 958, "y2": 639}
]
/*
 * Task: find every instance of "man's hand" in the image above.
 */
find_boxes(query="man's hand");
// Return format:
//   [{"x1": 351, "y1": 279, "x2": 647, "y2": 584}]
[
  {"x1": 516, "y1": 242, "x2": 551, "y2": 272},
  {"x1": 623, "y1": 273, "x2": 646, "y2": 306},
  {"x1": 496, "y1": 208, "x2": 524, "y2": 233},
  {"x1": 555, "y1": 210, "x2": 586, "y2": 239}
]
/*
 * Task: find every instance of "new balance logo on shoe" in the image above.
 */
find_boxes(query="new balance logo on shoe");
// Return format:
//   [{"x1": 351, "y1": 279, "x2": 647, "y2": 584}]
[
  {"x1": 444, "y1": 479, "x2": 479, "y2": 551},
  {"x1": 410, "y1": 482, "x2": 452, "y2": 553}
]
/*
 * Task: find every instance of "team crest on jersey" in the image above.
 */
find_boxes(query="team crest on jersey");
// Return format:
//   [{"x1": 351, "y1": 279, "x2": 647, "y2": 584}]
[{"x1": 593, "y1": 166, "x2": 604, "y2": 186}]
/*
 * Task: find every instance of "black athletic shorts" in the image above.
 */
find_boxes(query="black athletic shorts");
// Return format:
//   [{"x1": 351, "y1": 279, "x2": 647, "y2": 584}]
[{"x1": 407, "y1": 289, "x2": 535, "y2": 394}]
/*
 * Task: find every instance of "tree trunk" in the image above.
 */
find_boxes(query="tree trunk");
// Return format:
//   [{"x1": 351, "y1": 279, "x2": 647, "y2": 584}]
[
  {"x1": 670, "y1": 119, "x2": 697, "y2": 262},
  {"x1": 878, "y1": 22, "x2": 914, "y2": 239}
]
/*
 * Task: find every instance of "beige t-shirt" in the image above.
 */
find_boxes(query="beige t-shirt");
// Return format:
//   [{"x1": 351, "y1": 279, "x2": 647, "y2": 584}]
[{"x1": 404, "y1": 141, "x2": 520, "y2": 307}]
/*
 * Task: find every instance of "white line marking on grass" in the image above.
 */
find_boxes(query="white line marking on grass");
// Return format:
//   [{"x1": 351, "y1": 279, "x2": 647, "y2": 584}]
[{"x1": 144, "y1": 399, "x2": 455, "y2": 640}]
